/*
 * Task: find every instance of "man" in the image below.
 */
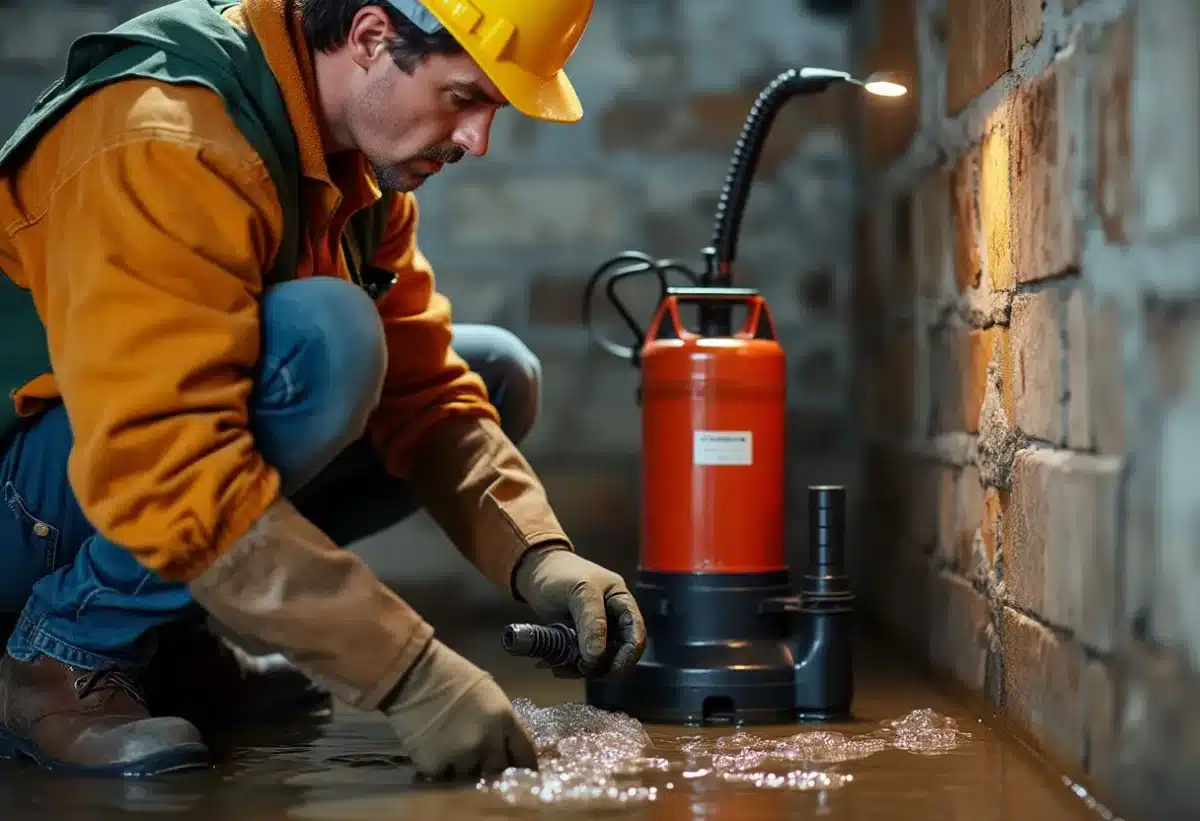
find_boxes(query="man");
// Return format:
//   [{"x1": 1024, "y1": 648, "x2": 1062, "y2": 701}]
[{"x1": 0, "y1": 0, "x2": 646, "y2": 781}]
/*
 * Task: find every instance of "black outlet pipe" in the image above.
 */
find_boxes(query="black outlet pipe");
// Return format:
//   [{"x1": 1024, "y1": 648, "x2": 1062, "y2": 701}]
[
  {"x1": 805, "y1": 485, "x2": 847, "y2": 593},
  {"x1": 794, "y1": 485, "x2": 855, "y2": 719}
]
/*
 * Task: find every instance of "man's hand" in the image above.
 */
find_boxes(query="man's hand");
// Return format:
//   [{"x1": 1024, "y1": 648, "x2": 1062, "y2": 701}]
[
  {"x1": 381, "y1": 638, "x2": 539, "y2": 779},
  {"x1": 513, "y1": 546, "x2": 647, "y2": 678},
  {"x1": 185, "y1": 497, "x2": 536, "y2": 779}
]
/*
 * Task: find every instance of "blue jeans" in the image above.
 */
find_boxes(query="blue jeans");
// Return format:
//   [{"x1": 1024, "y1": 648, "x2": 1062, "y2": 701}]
[{"x1": 0, "y1": 277, "x2": 541, "y2": 671}]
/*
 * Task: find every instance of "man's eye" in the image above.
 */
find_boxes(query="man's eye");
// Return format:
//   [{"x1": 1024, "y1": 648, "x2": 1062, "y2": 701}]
[{"x1": 449, "y1": 91, "x2": 472, "y2": 108}]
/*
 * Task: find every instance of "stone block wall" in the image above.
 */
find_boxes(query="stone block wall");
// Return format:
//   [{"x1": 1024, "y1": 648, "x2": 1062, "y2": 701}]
[{"x1": 850, "y1": 0, "x2": 1200, "y2": 818}]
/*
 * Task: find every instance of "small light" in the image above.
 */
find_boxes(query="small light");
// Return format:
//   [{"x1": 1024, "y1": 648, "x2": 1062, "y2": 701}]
[
  {"x1": 864, "y1": 80, "x2": 907, "y2": 97},
  {"x1": 861, "y1": 71, "x2": 907, "y2": 97}
]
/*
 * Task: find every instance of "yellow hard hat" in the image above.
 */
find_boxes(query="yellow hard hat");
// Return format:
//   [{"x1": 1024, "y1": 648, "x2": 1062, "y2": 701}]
[{"x1": 387, "y1": 0, "x2": 593, "y2": 123}]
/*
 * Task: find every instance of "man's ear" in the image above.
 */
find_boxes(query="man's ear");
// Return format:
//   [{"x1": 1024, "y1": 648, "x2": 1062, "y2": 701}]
[{"x1": 346, "y1": 6, "x2": 394, "y2": 70}]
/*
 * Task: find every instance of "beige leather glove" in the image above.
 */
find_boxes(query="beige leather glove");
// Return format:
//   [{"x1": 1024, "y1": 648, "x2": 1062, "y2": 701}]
[
  {"x1": 404, "y1": 416, "x2": 576, "y2": 597},
  {"x1": 186, "y1": 497, "x2": 536, "y2": 778},
  {"x1": 380, "y1": 638, "x2": 538, "y2": 779},
  {"x1": 514, "y1": 546, "x2": 647, "y2": 678},
  {"x1": 186, "y1": 496, "x2": 434, "y2": 709}
]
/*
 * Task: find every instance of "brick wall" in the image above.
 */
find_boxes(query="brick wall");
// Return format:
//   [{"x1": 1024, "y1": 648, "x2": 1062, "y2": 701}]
[
  {"x1": 0, "y1": 3, "x2": 859, "y2": 603},
  {"x1": 850, "y1": 0, "x2": 1200, "y2": 818}
]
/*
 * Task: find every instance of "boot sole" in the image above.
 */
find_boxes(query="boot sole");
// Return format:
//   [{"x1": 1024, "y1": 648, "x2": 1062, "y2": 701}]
[{"x1": 0, "y1": 728, "x2": 209, "y2": 777}]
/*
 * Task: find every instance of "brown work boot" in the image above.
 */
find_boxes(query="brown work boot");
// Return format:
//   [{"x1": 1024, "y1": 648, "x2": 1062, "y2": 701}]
[
  {"x1": 0, "y1": 653, "x2": 208, "y2": 776},
  {"x1": 140, "y1": 621, "x2": 331, "y2": 732}
]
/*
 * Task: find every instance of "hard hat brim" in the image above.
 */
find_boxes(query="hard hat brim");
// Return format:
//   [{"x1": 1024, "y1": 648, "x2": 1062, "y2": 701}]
[{"x1": 487, "y1": 61, "x2": 583, "y2": 124}]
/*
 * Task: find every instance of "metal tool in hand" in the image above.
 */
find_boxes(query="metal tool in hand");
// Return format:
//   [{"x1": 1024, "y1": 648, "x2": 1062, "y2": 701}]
[{"x1": 501, "y1": 622, "x2": 584, "y2": 677}]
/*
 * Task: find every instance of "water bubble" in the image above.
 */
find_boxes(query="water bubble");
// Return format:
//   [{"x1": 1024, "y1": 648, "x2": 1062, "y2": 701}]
[
  {"x1": 476, "y1": 699, "x2": 971, "y2": 807},
  {"x1": 476, "y1": 699, "x2": 659, "y2": 807},
  {"x1": 863, "y1": 707, "x2": 975, "y2": 754}
]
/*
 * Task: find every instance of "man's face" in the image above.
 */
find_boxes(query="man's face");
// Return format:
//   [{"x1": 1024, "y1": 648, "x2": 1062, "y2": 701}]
[{"x1": 344, "y1": 38, "x2": 507, "y2": 192}]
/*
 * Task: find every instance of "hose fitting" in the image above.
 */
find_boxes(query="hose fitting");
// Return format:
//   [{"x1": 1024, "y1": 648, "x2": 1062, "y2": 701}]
[{"x1": 502, "y1": 622, "x2": 580, "y2": 668}]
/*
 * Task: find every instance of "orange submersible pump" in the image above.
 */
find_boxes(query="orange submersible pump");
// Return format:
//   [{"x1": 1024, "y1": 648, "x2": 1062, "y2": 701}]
[{"x1": 503, "y1": 67, "x2": 907, "y2": 726}]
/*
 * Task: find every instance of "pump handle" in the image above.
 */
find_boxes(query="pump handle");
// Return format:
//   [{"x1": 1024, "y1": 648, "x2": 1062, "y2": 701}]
[
  {"x1": 651, "y1": 289, "x2": 777, "y2": 342},
  {"x1": 665, "y1": 286, "x2": 760, "y2": 301}
]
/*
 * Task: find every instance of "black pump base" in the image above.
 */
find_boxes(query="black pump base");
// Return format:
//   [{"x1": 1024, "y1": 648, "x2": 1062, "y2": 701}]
[
  {"x1": 585, "y1": 569, "x2": 854, "y2": 727},
  {"x1": 584, "y1": 641, "x2": 798, "y2": 726}
]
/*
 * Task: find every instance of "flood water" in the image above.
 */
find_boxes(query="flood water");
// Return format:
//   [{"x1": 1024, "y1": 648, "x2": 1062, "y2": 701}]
[{"x1": 0, "y1": 619, "x2": 1126, "y2": 821}]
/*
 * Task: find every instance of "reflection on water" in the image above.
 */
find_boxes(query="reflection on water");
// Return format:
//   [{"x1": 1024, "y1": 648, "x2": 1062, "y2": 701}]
[
  {"x1": 0, "y1": 628, "x2": 1129, "y2": 821},
  {"x1": 1062, "y1": 776, "x2": 1126, "y2": 821},
  {"x1": 478, "y1": 700, "x2": 973, "y2": 807}
]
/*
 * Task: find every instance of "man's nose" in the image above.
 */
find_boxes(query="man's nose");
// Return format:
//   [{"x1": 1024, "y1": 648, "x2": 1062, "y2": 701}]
[{"x1": 452, "y1": 108, "x2": 496, "y2": 158}]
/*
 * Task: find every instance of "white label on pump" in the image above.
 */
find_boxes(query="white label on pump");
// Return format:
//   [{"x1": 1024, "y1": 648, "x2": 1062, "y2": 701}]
[{"x1": 693, "y1": 430, "x2": 753, "y2": 466}]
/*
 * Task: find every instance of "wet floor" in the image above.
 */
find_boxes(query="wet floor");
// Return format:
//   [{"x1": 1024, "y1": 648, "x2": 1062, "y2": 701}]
[{"x1": 0, "y1": 617, "x2": 1126, "y2": 821}]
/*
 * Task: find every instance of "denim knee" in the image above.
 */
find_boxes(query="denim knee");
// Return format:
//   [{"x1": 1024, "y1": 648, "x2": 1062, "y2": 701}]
[
  {"x1": 256, "y1": 278, "x2": 387, "y2": 489},
  {"x1": 454, "y1": 325, "x2": 542, "y2": 444}
]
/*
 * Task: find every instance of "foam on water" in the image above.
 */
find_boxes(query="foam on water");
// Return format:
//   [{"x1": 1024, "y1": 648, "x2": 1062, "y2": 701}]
[
  {"x1": 871, "y1": 707, "x2": 975, "y2": 753},
  {"x1": 477, "y1": 699, "x2": 973, "y2": 807},
  {"x1": 480, "y1": 700, "x2": 661, "y2": 806}
]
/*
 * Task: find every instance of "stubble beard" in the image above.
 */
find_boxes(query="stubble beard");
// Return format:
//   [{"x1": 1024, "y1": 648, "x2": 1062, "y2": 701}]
[
  {"x1": 371, "y1": 144, "x2": 467, "y2": 192},
  {"x1": 371, "y1": 162, "x2": 422, "y2": 192}
]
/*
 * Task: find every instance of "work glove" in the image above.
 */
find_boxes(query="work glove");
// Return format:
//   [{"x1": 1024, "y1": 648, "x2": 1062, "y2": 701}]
[
  {"x1": 186, "y1": 497, "x2": 538, "y2": 781},
  {"x1": 380, "y1": 637, "x2": 539, "y2": 779},
  {"x1": 513, "y1": 545, "x2": 647, "y2": 678}
]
